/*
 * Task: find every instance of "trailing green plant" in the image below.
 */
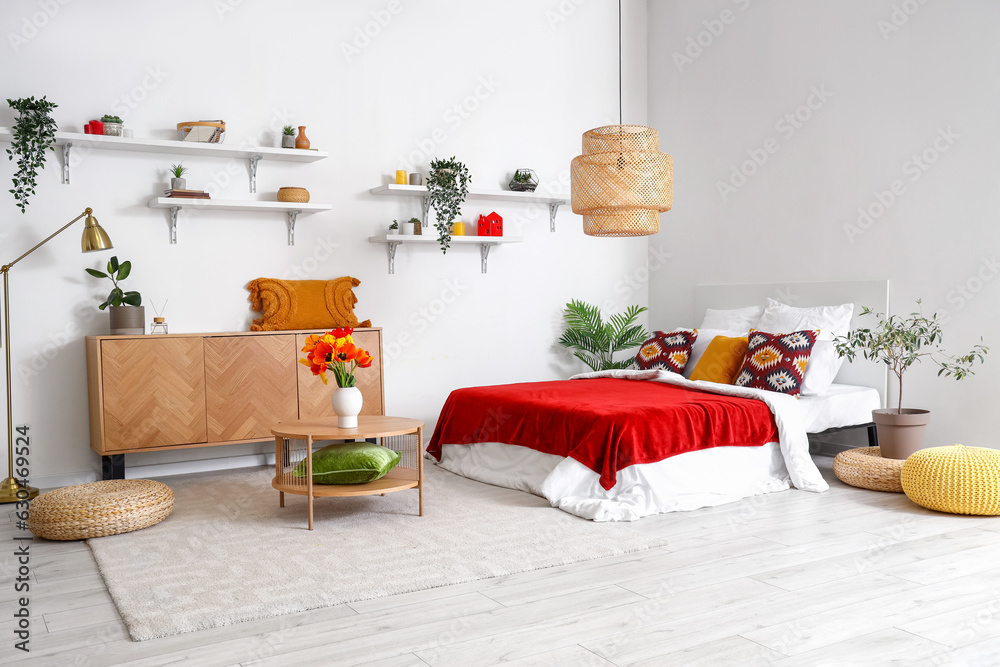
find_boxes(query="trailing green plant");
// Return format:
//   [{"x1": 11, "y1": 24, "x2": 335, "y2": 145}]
[
  {"x1": 86, "y1": 256, "x2": 142, "y2": 310},
  {"x1": 427, "y1": 157, "x2": 470, "y2": 254},
  {"x1": 558, "y1": 300, "x2": 649, "y2": 372},
  {"x1": 282, "y1": 125, "x2": 296, "y2": 136},
  {"x1": 101, "y1": 114, "x2": 123, "y2": 124},
  {"x1": 834, "y1": 300, "x2": 988, "y2": 413},
  {"x1": 6, "y1": 96, "x2": 58, "y2": 214},
  {"x1": 169, "y1": 163, "x2": 187, "y2": 178}
]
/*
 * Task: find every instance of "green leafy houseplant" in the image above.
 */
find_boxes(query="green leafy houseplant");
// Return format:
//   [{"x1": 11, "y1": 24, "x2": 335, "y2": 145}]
[
  {"x1": 282, "y1": 125, "x2": 296, "y2": 136},
  {"x1": 834, "y1": 301, "x2": 988, "y2": 413},
  {"x1": 6, "y1": 96, "x2": 58, "y2": 214},
  {"x1": 86, "y1": 256, "x2": 142, "y2": 310},
  {"x1": 427, "y1": 157, "x2": 471, "y2": 254},
  {"x1": 169, "y1": 163, "x2": 187, "y2": 178},
  {"x1": 558, "y1": 300, "x2": 649, "y2": 372},
  {"x1": 389, "y1": 219, "x2": 398, "y2": 230},
  {"x1": 101, "y1": 114, "x2": 123, "y2": 124},
  {"x1": 513, "y1": 170, "x2": 532, "y2": 183}
]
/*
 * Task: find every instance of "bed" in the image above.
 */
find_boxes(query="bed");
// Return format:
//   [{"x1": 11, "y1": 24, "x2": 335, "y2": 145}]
[{"x1": 429, "y1": 280, "x2": 889, "y2": 521}]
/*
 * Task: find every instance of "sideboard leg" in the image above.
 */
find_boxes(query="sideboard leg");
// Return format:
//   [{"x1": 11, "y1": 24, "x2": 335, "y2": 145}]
[{"x1": 101, "y1": 455, "x2": 125, "y2": 481}]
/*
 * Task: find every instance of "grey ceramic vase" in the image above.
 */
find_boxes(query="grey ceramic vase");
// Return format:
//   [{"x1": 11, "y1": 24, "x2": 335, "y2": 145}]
[{"x1": 109, "y1": 306, "x2": 145, "y2": 335}]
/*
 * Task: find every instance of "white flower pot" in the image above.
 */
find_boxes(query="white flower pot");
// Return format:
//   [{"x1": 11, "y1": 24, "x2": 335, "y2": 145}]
[
  {"x1": 331, "y1": 386, "x2": 363, "y2": 428},
  {"x1": 400, "y1": 221, "x2": 415, "y2": 236}
]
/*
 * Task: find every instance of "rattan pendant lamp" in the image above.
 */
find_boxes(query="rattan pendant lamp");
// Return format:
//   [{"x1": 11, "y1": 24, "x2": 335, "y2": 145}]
[{"x1": 571, "y1": 0, "x2": 673, "y2": 237}]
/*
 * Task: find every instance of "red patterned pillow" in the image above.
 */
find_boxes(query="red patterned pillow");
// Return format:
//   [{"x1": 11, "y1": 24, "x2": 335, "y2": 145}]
[
  {"x1": 734, "y1": 329, "x2": 819, "y2": 395},
  {"x1": 634, "y1": 330, "x2": 699, "y2": 374}
]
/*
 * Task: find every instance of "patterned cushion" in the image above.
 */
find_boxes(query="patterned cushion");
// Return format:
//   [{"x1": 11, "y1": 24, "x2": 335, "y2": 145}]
[
  {"x1": 733, "y1": 329, "x2": 819, "y2": 395},
  {"x1": 635, "y1": 330, "x2": 699, "y2": 374}
]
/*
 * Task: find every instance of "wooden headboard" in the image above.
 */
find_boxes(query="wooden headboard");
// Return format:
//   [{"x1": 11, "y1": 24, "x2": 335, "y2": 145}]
[{"x1": 694, "y1": 280, "x2": 890, "y2": 405}]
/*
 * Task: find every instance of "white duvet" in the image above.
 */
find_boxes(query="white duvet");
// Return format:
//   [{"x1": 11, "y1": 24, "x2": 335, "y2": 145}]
[{"x1": 435, "y1": 369, "x2": 831, "y2": 521}]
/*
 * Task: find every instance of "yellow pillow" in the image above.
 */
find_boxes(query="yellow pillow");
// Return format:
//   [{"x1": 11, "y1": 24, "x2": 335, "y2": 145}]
[
  {"x1": 689, "y1": 335, "x2": 749, "y2": 384},
  {"x1": 247, "y1": 277, "x2": 372, "y2": 331}
]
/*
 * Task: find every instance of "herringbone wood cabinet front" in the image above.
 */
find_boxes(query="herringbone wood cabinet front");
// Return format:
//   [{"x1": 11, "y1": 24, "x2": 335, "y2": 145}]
[{"x1": 86, "y1": 328, "x2": 385, "y2": 456}]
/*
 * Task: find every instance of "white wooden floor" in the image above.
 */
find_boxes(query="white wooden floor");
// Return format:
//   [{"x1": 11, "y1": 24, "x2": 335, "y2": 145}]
[{"x1": 4, "y1": 456, "x2": 1000, "y2": 666}]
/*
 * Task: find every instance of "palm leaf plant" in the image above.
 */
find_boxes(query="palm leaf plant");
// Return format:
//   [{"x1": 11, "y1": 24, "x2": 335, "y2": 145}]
[{"x1": 558, "y1": 300, "x2": 649, "y2": 372}]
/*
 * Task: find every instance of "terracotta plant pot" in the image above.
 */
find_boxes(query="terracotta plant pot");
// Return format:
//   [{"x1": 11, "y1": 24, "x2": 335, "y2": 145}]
[
  {"x1": 872, "y1": 408, "x2": 930, "y2": 460},
  {"x1": 109, "y1": 306, "x2": 145, "y2": 335}
]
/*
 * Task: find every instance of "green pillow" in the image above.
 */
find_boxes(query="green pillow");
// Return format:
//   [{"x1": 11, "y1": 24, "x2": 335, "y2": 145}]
[{"x1": 292, "y1": 442, "x2": 401, "y2": 485}]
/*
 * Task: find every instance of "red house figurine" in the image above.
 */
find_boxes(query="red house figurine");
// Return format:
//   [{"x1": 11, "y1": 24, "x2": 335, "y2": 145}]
[{"x1": 477, "y1": 212, "x2": 503, "y2": 237}]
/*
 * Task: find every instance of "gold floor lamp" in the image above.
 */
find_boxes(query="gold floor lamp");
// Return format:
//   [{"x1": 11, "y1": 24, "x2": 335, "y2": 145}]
[{"x1": 0, "y1": 208, "x2": 113, "y2": 504}]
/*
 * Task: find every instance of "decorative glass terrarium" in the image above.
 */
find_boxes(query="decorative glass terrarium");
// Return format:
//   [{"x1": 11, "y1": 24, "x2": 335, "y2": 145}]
[{"x1": 508, "y1": 168, "x2": 538, "y2": 192}]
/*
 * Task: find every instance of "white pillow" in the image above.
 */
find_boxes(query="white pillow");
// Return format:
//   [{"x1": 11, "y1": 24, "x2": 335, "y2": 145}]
[
  {"x1": 698, "y1": 306, "x2": 763, "y2": 334},
  {"x1": 683, "y1": 328, "x2": 727, "y2": 379},
  {"x1": 755, "y1": 299, "x2": 854, "y2": 395}
]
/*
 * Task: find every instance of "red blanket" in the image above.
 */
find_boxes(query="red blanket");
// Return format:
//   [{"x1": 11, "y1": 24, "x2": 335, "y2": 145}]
[{"x1": 427, "y1": 378, "x2": 778, "y2": 490}]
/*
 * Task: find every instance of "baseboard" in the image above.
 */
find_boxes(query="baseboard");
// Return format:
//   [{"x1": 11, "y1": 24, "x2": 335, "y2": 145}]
[
  {"x1": 32, "y1": 471, "x2": 99, "y2": 491},
  {"x1": 34, "y1": 453, "x2": 278, "y2": 490}
]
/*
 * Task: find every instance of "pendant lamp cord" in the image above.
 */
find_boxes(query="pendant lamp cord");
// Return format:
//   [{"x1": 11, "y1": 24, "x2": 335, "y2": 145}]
[{"x1": 618, "y1": 0, "x2": 623, "y2": 126}]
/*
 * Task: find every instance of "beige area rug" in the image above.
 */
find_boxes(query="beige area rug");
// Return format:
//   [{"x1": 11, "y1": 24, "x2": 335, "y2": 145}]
[{"x1": 88, "y1": 464, "x2": 667, "y2": 641}]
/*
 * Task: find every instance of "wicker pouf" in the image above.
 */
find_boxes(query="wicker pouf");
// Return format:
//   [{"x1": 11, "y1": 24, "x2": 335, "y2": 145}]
[
  {"x1": 833, "y1": 446, "x2": 904, "y2": 493},
  {"x1": 901, "y1": 444, "x2": 1000, "y2": 515},
  {"x1": 27, "y1": 480, "x2": 173, "y2": 540}
]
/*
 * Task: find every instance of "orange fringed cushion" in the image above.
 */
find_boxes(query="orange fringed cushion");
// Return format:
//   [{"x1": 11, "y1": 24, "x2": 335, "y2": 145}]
[
  {"x1": 247, "y1": 277, "x2": 372, "y2": 332},
  {"x1": 689, "y1": 335, "x2": 749, "y2": 384}
]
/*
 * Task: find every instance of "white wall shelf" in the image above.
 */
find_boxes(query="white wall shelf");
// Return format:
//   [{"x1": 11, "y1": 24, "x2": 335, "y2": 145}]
[
  {"x1": 369, "y1": 184, "x2": 569, "y2": 232},
  {"x1": 148, "y1": 198, "x2": 332, "y2": 245},
  {"x1": 368, "y1": 234, "x2": 522, "y2": 274},
  {"x1": 0, "y1": 127, "x2": 327, "y2": 193}
]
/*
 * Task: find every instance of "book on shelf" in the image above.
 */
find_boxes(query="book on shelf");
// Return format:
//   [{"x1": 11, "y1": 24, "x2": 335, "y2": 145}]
[{"x1": 164, "y1": 189, "x2": 210, "y2": 199}]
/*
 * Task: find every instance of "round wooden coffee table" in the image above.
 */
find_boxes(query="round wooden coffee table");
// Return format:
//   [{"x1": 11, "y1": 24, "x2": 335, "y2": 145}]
[{"x1": 271, "y1": 416, "x2": 424, "y2": 530}]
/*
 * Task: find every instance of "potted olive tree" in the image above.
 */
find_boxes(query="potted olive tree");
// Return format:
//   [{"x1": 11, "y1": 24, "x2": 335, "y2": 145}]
[
  {"x1": 86, "y1": 256, "x2": 144, "y2": 335},
  {"x1": 834, "y1": 302, "x2": 988, "y2": 459}
]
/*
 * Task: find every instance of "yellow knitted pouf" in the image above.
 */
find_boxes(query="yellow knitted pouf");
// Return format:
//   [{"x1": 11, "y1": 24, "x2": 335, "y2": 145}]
[{"x1": 901, "y1": 445, "x2": 1000, "y2": 515}]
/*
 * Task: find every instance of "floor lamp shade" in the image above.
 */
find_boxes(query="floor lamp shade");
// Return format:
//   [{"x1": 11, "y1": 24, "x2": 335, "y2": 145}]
[
  {"x1": 571, "y1": 125, "x2": 673, "y2": 237},
  {"x1": 82, "y1": 212, "x2": 113, "y2": 252}
]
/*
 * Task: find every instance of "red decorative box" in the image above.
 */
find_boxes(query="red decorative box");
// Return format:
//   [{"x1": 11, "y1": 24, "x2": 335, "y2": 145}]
[{"x1": 477, "y1": 212, "x2": 503, "y2": 237}]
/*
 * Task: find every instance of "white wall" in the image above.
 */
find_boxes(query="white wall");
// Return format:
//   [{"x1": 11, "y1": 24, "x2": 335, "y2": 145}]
[
  {"x1": 1, "y1": 0, "x2": 651, "y2": 484},
  {"x1": 647, "y1": 0, "x2": 1000, "y2": 447}
]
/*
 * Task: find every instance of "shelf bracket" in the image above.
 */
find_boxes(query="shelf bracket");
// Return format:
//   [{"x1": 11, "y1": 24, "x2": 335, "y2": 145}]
[
  {"x1": 549, "y1": 202, "x2": 566, "y2": 232},
  {"x1": 480, "y1": 243, "x2": 497, "y2": 274},
  {"x1": 248, "y1": 154, "x2": 262, "y2": 193},
  {"x1": 62, "y1": 142, "x2": 72, "y2": 184},
  {"x1": 168, "y1": 206, "x2": 180, "y2": 244},
  {"x1": 422, "y1": 197, "x2": 431, "y2": 225},
  {"x1": 286, "y1": 209, "x2": 299, "y2": 246},
  {"x1": 386, "y1": 241, "x2": 399, "y2": 275}
]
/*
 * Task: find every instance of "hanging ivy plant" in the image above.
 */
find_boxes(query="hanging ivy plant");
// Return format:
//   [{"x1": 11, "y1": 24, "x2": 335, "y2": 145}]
[
  {"x1": 6, "y1": 96, "x2": 58, "y2": 214},
  {"x1": 426, "y1": 156, "x2": 471, "y2": 254}
]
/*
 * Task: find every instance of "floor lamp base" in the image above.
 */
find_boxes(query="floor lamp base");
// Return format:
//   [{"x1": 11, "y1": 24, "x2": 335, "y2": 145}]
[{"x1": 0, "y1": 476, "x2": 39, "y2": 503}]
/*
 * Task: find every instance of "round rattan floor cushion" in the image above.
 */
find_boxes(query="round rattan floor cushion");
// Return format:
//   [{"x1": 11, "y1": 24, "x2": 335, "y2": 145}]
[
  {"x1": 27, "y1": 480, "x2": 174, "y2": 541},
  {"x1": 901, "y1": 444, "x2": 1000, "y2": 515},
  {"x1": 833, "y1": 446, "x2": 904, "y2": 493}
]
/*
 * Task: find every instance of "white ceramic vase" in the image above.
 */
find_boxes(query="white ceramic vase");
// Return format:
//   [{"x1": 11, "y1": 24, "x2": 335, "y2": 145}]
[{"x1": 331, "y1": 386, "x2": 363, "y2": 428}]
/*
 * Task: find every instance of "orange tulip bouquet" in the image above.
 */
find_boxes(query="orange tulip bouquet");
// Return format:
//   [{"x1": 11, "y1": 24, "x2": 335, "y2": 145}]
[{"x1": 300, "y1": 327, "x2": 374, "y2": 388}]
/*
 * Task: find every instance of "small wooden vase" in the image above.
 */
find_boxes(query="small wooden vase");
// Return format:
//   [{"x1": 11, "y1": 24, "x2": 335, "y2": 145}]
[{"x1": 295, "y1": 126, "x2": 310, "y2": 150}]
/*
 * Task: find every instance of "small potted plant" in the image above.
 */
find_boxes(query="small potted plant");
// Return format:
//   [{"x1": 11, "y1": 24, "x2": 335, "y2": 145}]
[
  {"x1": 169, "y1": 163, "x2": 187, "y2": 190},
  {"x1": 86, "y1": 256, "x2": 144, "y2": 335},
  {"x1": 101, "y1": 114, "x2": 124, "y2": 137},
  {"x1": 281, "y1": 125, "x2": 296, "y2": 149},
  {"x1": 835, "y1": 301, "x2": 988, "y2": 459},
  {"x1": 557, "y1": 300, "x2": 649, "y2": 371},
  {"x1": 388, "y1": 219, "x2": 399, "y2": 235},
  {"x1": 399, "y1": 217, "x2": 416, "y2": 236},
  {"x1": 508, "y1": 168, "x2": 538, "y2": 192}
]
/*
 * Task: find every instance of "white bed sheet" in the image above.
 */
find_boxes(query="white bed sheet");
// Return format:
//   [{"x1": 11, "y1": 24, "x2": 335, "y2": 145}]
[{"x1": 799, "y1": 383, "x2": 881, "y2": 433}]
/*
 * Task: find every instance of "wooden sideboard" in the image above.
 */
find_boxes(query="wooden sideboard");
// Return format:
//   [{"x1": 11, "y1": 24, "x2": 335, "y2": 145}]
[{"x1": 86, "y1": 328, "x2": 384, "y2": 479}]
